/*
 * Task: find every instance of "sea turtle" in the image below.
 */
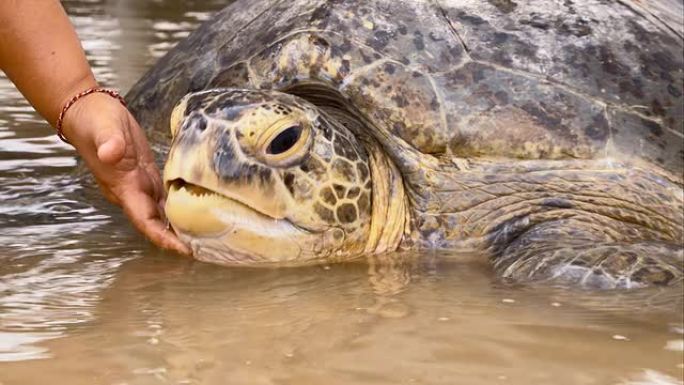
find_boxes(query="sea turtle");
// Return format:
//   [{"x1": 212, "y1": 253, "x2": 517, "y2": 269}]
[{"x1": 126, "y1": 0, "x2": 684, "y2": 288}]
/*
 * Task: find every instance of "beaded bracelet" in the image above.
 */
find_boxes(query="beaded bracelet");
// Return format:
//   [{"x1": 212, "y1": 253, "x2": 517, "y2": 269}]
[{"x1": 55, "y1": 87, "x2": 127, "y2": 144}]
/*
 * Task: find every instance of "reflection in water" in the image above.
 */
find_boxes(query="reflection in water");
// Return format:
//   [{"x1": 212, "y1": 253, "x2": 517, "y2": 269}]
[
  {"x1": 619, "y1": 370, "x2": 684, "y2": 385},
  {"x1": 0, "y1": 1, "x2": 682, "y2": 384},
  {"x1": 0, "y1": 331, "x2": 61, "y2": 362},
  {"x1": 2, "y1": 254, "x2": 683, "y2": 385}
]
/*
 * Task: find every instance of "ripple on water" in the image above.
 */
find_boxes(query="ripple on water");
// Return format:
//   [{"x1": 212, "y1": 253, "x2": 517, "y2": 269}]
[
  {"x1": 0, "y1": 169, "x2": 143, "y2": 363},
  {"x1": 0, "y1": 1, "x2": 231, "y2": 369},
  {"x1": 0, "y1": 332, "x2": 62, "y2": 362},
  {"x1": 619, "y1": 370, "x2": 684, "y2": 385}
]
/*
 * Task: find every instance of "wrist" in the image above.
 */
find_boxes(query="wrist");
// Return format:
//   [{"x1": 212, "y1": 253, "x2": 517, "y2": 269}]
[
  {"x1": 51, "y1": 72, "x2": 97, "y2": 127},
  {"x1": 57, "y1": 87, "x2": 128, "y2": 145}
]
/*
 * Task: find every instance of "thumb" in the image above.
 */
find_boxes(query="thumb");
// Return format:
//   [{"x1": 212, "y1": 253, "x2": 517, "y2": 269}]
[{"x1": 95, "y1": 123, "x2": 127, "y2": 165}]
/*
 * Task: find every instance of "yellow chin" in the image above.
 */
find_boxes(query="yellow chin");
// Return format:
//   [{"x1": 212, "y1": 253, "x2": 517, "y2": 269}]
[{"x1": 165, "y1": 183, "x2": 318, "y2": 265}]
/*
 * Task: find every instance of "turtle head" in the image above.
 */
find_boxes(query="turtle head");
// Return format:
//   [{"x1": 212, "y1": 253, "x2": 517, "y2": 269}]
[{"x1": 163, "y1": 89, "x2": 401, "y2": 265}]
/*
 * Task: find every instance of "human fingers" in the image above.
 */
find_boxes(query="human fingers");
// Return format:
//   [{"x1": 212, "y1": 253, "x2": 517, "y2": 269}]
[
  {"x1": 121, "y1": 188, "x2": 192, "y2": 255},
  {"x1": 124, "y1": 113, "x2": 166, "y2": 202}
]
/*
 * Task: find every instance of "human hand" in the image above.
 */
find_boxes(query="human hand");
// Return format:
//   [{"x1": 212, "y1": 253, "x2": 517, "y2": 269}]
[{"x1": 60, "y1": 92, "x2": 191, "y2": 255}]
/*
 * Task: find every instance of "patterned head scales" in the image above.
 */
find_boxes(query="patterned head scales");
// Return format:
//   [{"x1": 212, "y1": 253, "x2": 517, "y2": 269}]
[{"x1": 163, "y1": 89, "x2": 374, "y2": 265}]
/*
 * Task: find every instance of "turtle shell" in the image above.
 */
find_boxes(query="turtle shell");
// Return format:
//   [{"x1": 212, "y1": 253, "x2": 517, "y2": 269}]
[{"x1": 127, "y1": 0, "x2": 683, "y2": 177}]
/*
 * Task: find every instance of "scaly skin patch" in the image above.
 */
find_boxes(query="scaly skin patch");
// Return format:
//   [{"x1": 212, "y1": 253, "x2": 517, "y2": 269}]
[{"x1": 164, "y1": 89, "x2": 398, "y2": 265}]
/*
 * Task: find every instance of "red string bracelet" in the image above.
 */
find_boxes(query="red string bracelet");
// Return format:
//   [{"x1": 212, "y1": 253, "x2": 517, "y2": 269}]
[{"x1": 55, "y1": 87, "x2": 127, "y2": 144}]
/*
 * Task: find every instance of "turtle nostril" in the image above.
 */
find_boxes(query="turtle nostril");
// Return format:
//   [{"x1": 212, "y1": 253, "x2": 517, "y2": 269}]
[
  {"x1": 195, "y1": 116, "x2": 208, "y2": 131},
  {"x1": 267, "y1": 124, "x2": 302, "y2": 155}
]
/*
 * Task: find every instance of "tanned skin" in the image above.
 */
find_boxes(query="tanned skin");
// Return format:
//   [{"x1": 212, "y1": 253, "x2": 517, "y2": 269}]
[{"x1": 0, "y1": 0, "x2": 190, "y2": 255}]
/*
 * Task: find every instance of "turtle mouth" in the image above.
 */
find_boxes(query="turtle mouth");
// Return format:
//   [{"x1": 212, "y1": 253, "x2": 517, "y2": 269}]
[
  {"x1": 167, "y1": 179, "x2": 241, "y2": 205},
  {"x1": 165, "y1": 178, "x2": 294, "y2": 235},
  {"x1": 167, "y1": 179, "x2": 221, "y2": 200},
  {"x1": 164, "y1": 177, "x2": 320, "y2": 264}
]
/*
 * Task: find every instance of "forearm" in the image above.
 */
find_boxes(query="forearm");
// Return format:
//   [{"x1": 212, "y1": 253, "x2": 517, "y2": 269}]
[{"x1": 0, "y1": 0, "x2": 96, "y2": 127}]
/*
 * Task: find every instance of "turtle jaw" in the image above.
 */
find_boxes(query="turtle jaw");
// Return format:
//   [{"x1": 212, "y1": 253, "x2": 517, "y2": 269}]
[
  {"x1": 164, "y1": 178, "x2": 318, "y2": 265},
  {"x1": 165, "y1": 179, "x2": 238, "y2": 235}
]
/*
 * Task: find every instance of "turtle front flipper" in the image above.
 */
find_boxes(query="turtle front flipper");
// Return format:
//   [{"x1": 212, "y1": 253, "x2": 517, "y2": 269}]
[
  {"x1": 421, "y1": 160, "x2": 684, "y2": 289},
  {"x1": 492, "y1": 220, "x2": 683, "y2": 289}
]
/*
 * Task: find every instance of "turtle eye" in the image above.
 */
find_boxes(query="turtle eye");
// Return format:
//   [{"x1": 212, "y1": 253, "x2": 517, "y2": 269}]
[
  {"x1": 259, "y1": 122, "x2": 311, "y2": 167},
  {"x1": 267, "y1": 125, "x2": 302, "y2": 155}
]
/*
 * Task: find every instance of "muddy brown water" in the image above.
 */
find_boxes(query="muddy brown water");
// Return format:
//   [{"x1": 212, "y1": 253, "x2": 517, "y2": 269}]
[{"x1": 0, "y1": 1, "x2": 682, "y2": 384}]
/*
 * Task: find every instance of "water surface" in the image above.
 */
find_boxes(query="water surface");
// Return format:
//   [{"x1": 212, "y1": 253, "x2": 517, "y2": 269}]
[{"x1": 0, "y1": 1, "x2": 682, "y2": 384}]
